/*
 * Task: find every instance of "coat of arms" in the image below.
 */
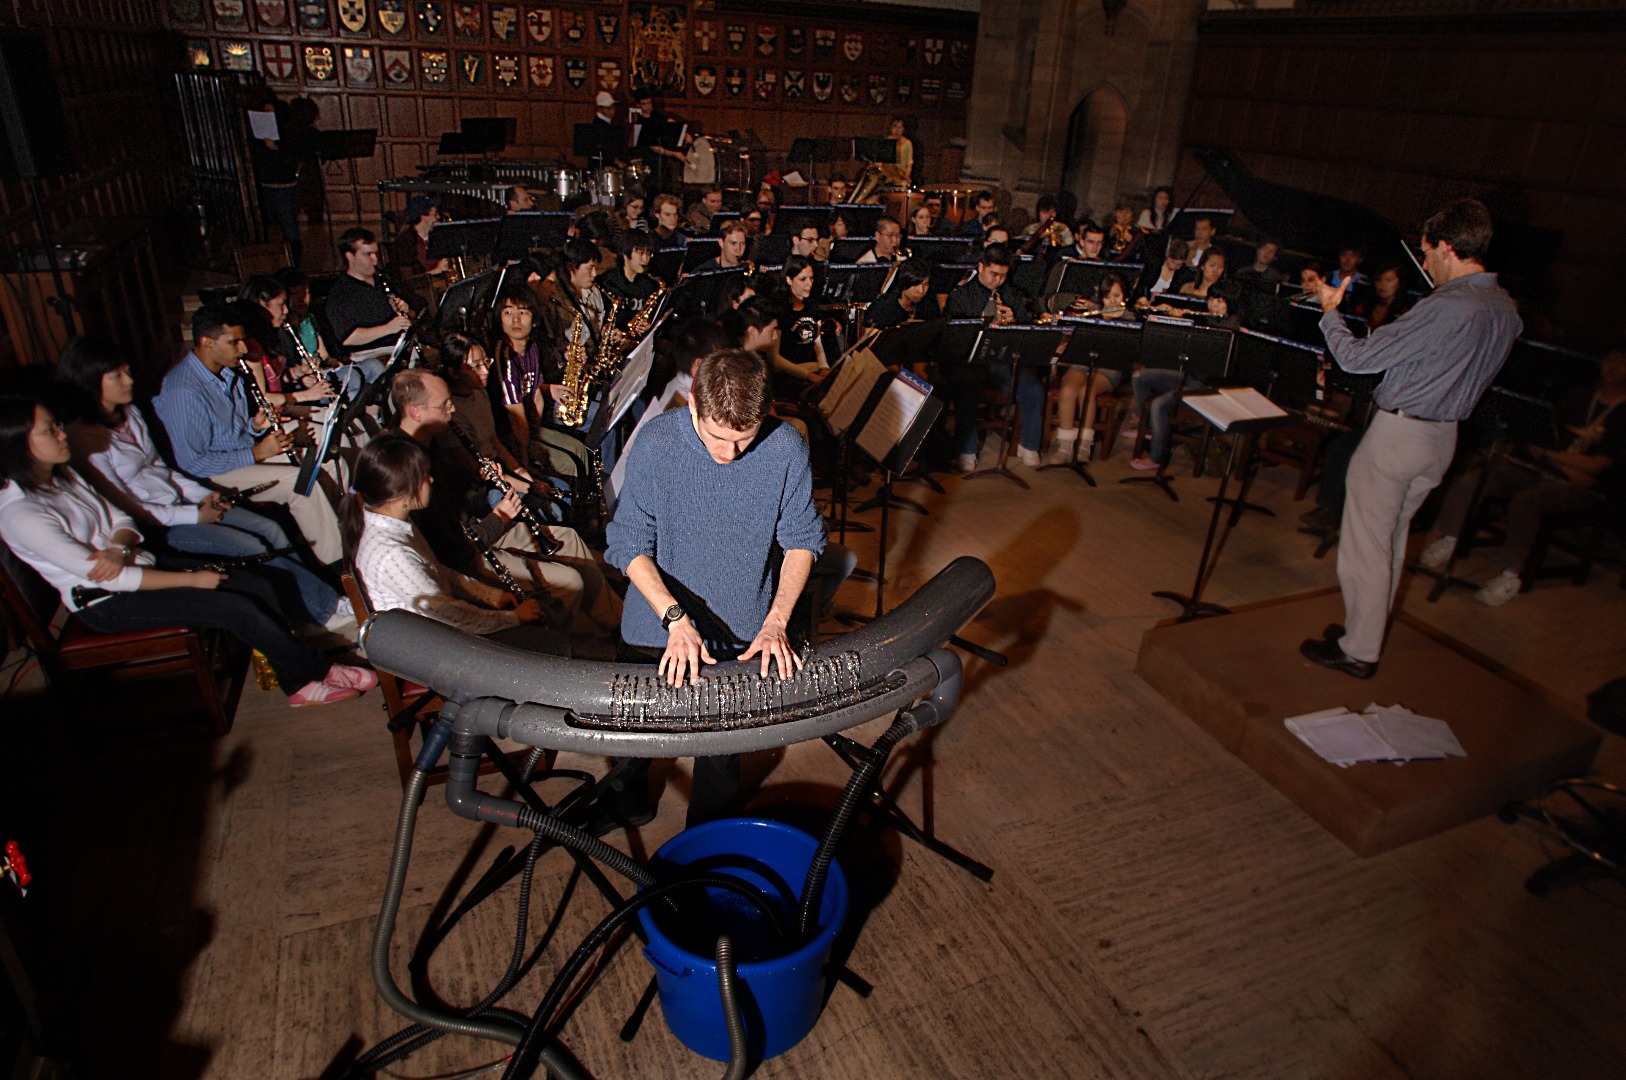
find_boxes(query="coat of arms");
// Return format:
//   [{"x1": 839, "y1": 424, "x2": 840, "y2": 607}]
[
  {"x1": 843, "y1": 33, "x2": 862, "y2": 63},
  {"x1": 213, "y1": 0, "x2": 247, "y2": 25},
  {"x1": 951, "y1": 41, "x2": 969, "y2": 69},
  {"x1": 868, "y1": 75, "x2": 886, "y2": 106},
  {"x1": 187, "y1": 40, "x2": 211, "y2": 68},
  {"x1": 753, "y1": 69, "x2": 775, "y2": 100},
  {"x1": 170, "y1": 0, "x2": 204, "y2": 24},
  {"x1": 563, "y1": 57, "x2": 586, "y2": 88},
  {"x1": 724, "y1": 66, "x2": 744, "y2": 97},
  {"x1": 297, "y1": 0, "x2": 328, "y2": 30},
  {"x1": 904, "y1": 37, "x2": 917, "y2": 65},
  {"x1": 452, "y1": 3, "x2": 482, "y2": 40},
  {"x1": 562, "y1": 10, "x2": 585, "y2": 45},
  {"x1": 262, "y1": 41, "x2": 296, "y2": 79},
  {"x1": 692, "y1": 20, "x2": 714, "y2": 54},
  {"x1": 920, "y1": 78, "x2": 940, "y2": 103},
  {"x1": 256, "y1": 0, "x2": 288, "y2": 27},
  {"x1": 924, "y1": 38, "x2": 943, "y2": 66},
  {"x1": 947, "y1": 80, "x2": 965, "y2": 102},
  {"x1": 490, "y1": 4, "x2": 517, "y2": 42},
  {"x1": 596, "y1": 59, "x2": 621, "y2": 91},
  {"x1": 756, "y1": 25, "x2": 776, "y2": 58},
  {"x1": 495, "y1": 53, "x2": 520, "y2": 87},
  {"x1": 383, "y1": 47, "x2": 413, "y2": 84},
  {"x1": 220, "y1": 40, "x2": 254, "y2": 71},
  {"x1": 459, "y1": 52, "x2": 483, "y2": 85},
  {"x1": 839, "y1": 75, "x2": 859, "y2": 104},
  {"x1": 597, "y1": 12, "x2": 619, "y2": 46},
  {"x1": 337, "y1": 0, "x2": 366, "y2": 33},
  {"x1": 416, "y1": 1, "x2": 443, "y2": 35},
  {"x1": 813, "y1": 28, "x2": 833, "y2": 59},
  {"x1": 783, "y1": 70, "x2": 803, "y2": 100},
  {"x1": 895, "y1": 76, "x2": 912, "y2": 104},
  {"x1": 303, "y1": 44, "x2": 335, "y2": 80},
  {"x1": 344, "y1": 45, "x2": 375, "y2": 85},
  {"x1": 377, "y1": 0, "x2": 406, "y2": 33},
  {"x1": 526, "y1": 8, "x2": 551, "y2": 43},
  {"x1": 812, "y1": 71, "x2": 831, "y2": 102},
  {"x1": 422, "y1": 49, "x2": 449, "y2": 83},
  {"x1": 693, "y1": 64, "x2": 715, "y2": 96},
  {"x1": 528, "y1": 55, "x2": 553, "y2": 88},
  {"x1": 725, "y1": 23, "x2": 745, "y2": 54},
  {"x1": 786, "y1": 27, "x2": 804, "y2": 56}
]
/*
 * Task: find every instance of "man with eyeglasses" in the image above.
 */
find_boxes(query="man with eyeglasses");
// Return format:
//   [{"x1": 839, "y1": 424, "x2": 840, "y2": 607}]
[{"x1": 856, "y1": 215, "x2": 904, "y2": 265}]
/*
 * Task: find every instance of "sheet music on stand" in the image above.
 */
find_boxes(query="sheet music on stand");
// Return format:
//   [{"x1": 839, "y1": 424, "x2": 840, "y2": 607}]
[
  {"x1": 1181, "y1": 388, "x2": 1289, "y2": 432},
  {"x1": 856, "y1": 369, "x2": 931, "y2": 466},
  {"x1": 820, "y1": 344, "x2": 888, "y2": 437},
  {"x1": 604, "y1": 319, "x2": 660, "y2": 431},
  {"x1": 295, "y1": 404, "x2": 342, "y2": 498}
]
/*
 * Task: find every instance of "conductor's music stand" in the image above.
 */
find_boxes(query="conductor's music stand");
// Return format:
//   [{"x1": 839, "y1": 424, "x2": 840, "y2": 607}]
[
  {"x1": 1041, "y1": 316, "x2": 1141, "y2": 485},
  {"x1": 962, "y1": 324, "x2": 1069, "y2": 490},
  {"x1": 1152, "y1": 393, "x2": 1296, "y2": 622},
  {"x1": 1120, "y1": 318, "x2": 1233, "y2": 502}
]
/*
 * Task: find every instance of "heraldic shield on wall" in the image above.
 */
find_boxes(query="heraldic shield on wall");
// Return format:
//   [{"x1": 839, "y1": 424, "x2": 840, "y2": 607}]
[{"x1": 630, "y1": 4, "x2": 685, "y2": 98}]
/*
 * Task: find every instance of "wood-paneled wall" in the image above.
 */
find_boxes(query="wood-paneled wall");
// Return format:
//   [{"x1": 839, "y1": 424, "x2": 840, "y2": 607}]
[
  {"x1": 163, "y1": 0, "x2": 978, "y2": 222},
  {"x1": 1177, "y1": 12, "x2": 1626, "y2": 350}
]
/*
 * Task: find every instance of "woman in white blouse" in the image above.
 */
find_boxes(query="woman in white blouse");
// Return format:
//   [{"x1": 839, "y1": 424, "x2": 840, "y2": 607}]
[
  {"x1": 0, "y1": 397, "x2": 375, "y2": 707},
  {"x1": 55, "y1": 336, "x2": 348, "y2": 631},
  {"x1": 343, "y1": 436, "x2": 566, "y2": 654}
]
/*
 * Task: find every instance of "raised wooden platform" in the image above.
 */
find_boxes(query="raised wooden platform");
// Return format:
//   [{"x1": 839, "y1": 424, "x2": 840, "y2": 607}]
[{"x1": 1135, "y1": 590, "x2": 1602, "y2": 856}]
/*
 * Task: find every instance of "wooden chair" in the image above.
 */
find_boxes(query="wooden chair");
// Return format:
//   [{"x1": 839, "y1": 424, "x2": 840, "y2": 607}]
[
  {"x1": 1254, "y1": 394, "x2": 1354, "y2": 502},
  {"x1": 0, "y1": 540, "x2": 245, "y2": 736},
  {"x1": 1041, "y1": 376, "x2": 1123, "y2": 461},
  {"x1": 342, "y1": 570, "x2": 550, "y2": 790}
]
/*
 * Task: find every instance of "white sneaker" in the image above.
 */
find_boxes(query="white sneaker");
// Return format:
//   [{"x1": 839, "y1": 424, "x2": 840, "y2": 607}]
[
  {"x1": 1417, "y1": 536, "x2": 1456, "y2": 571},
  {"x1": 1474, "y1": 571, "x2": 1522, "y2": 607},
  {"x1": 955, "y1": 453, "x2": 977, "y2": 473},
  {"x1": 1044, "y1": 441, "x2": 1074, "y2": 465},
  {"x1": 325, "y1": 596, "x2": 356, "y2": 632},
  {"x1": 1017, "y1": 447, "x2": 1042, "y2": 468}
]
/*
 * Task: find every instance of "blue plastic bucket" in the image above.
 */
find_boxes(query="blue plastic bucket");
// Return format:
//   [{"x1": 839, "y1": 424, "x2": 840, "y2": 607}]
[{"x1": 638, "y1": 817, "x2": 849, "y2": 1063}]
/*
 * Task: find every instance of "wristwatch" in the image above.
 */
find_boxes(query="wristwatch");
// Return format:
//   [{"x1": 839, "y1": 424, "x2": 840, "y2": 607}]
[
  {"x1": 661, "y1": 604, "x2": 686, "y2": 631},
  {"x1": 120, "y1": 545, "x2": 133, "y2": 565}
]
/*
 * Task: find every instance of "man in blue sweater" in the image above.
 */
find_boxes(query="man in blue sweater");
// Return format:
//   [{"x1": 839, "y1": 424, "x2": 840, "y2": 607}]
[{"x1": 606, "y1": 347, "x2": 827, "y2": 826}]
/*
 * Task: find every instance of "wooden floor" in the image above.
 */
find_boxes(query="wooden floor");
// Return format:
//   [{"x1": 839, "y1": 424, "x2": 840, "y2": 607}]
[{"x1": 8, "y1": 445, "x2": 1625, "y2": 1080}]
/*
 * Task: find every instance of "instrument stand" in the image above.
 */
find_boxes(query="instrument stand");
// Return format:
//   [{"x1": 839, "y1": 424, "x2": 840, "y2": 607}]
[
  {"x1": 1120, "y1": 354, "x2": 1189, "y2": 503},
  {"x1": 898, "y1": 460, "x2": 946, "y2": 494},
  {"x1": 1153, "y1": 414, "x2": 1293, "y2": 623}
]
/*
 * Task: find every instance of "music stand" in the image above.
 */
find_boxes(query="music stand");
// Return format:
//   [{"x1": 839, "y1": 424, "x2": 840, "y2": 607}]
[
  {"x1": 870, "y1": 319, "x2": 951, "y2": 495},
  {"x1": 1208, "y1": 329, "x2": 1327, "y2": 522},
  {"x1": 668, "y1": 265, "x2": 745, "y2": 318},
  {"x1": 751, "y1": 232, "x2": 791, "y2": 267},
  {"x1": 572, "y1": 122, "x2": 627, "y2": 169},
  {"x1": 646, "y1": 247, "x2": 685, "y2": 285},
  {"x1": 775, "y1": 205, "x2": 833, "y2": 239},
  {"x1": 460, "y1": 117, "x2": 515, "y2": 154},
  {"x1": 1414, "y1": 386, "x2": 1560, "y2": 602},
  {"x1": 494, "y1": 212, "x2": 572, "y2": 259},
  {"x1": 1043, "y1": 258, "x2": 1141, "y2": 300},
  {"x1": 962, "y1": 324, "x2": 1068, "y2": 490},
  {"x1": 434, "y1": 267, "x2": 501, "y2": 332},
  {"x1": 1120, "y1": 318, "x2": 1233, "y2": 501},
  {"x1": 902, "y1": 236, "x2": 975, "y2": 265},
  {"x1": 679, "y1": 237, "x2": 721, "y2": 272},
  {"x1": 788, "y1": 136, "x2": 838, "y2": 182},
  {"x1": 929, "y1": 263, "x2": 975, "y2": 297},
  {"x1": 1041, "y1": 316, "x2": 1140, "y2": 486},
  {"x1": 426, "y1": 218, "x2": 501, "y2": 272},
  {"x1": 829, "y1": 238, "x2": 873, "y2": 264},
  {"x1": 820, "y1": 263, "x2": 891, "y2": 308},
  {"x1": 1151, "y1": 391, "x2": 1296, "y2": 622},
  {"x1": 313, "y1": 128, "x2": 378, "y2": 257},
  {"x1": 831, "y1": 203, "x2": 884, "y2": 236},
  {"x1": 808, "y1": 342, "x2": 889, "y2": 545}
]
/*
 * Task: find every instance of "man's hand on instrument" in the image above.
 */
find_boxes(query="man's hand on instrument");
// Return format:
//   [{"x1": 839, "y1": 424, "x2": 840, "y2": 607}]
[
  {"x1": 995, "y1": 301, "x2": 1015, "y2": 325},
  {"x1": 252, "y1": 428, "x2": 294, "y2": 461},
  {"x1": 492, "y1": 488, "x2": 524, "y2": 521},
  {"x1": 250, "y1": 407, "x2": 275, "y2": 432},
  {"x1": 660, "y1": 616, "x2": 716, "y2": 687},
  {"x1": 1315, "y1": 277, "x2": 1350, "y2": 312},
  {"x1": 387, "y1": 313, "x2": 413, "y2": 335},
  {"x1": 741, "y1": 616, "x2": 803, "y2": 681}
]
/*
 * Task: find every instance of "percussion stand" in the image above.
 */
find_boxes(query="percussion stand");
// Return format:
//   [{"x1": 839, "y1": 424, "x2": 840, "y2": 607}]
[{"x1": 1153, "y1": 411, "x2": 1295, "y2": 623}]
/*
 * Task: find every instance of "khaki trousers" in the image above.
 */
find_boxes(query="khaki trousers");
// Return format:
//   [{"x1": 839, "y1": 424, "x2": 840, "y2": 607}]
[{"x1": 214, "y1": 459, "x2": 346, "y2": 565}]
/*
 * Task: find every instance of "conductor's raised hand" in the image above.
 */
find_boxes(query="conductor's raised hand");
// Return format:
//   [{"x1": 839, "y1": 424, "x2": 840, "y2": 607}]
[
  {"x1": 660, "y1": 616, "x2": 715, "y2": 687},
  {"x1": 1315, "y1": 276, "x2": 1350, "y2": 312},
  {"x1": 741, "y1": 616, "x2": 803, "y2": 681}
]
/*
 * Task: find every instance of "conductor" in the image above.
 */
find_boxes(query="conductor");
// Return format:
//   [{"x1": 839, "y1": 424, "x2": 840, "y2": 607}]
[{"x1": 1299, "y1": 199, "x2": 1522, "y2": 679}]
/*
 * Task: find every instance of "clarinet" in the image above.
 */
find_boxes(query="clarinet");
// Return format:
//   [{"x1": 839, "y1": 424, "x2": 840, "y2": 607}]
[
  {"x1": 237, "y1": 359, "x2": 301, "y2": 467},
  {"x1": 459, "y1": 520, "x2": 530, "y2": 604},
  {"x1": 447, "y1": 422, "x2": 562, "y2": 555}
]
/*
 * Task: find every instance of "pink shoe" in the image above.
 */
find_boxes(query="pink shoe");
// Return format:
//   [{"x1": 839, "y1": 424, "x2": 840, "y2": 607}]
[
  {"x1": 289, "y1": 679, "x2": 362, "y2": 707},
  {"x1": 1130, "y1": 456, "x2": 1159, "y2": 471},
  {"x1": 324, "y1": 664, "x2": 379, "y2": 693}
]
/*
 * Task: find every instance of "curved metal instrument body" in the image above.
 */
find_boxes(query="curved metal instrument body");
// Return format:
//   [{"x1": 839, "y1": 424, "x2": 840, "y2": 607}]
[
  {"x1": 555, "y1": 311, "x2": 591, "y2": 428},
  {"x1": 624, "y1": 280, "x2": 668, "y2": 341},
  {"x1": 363, "y1": 555, "x2": 996, "y2": 757}
]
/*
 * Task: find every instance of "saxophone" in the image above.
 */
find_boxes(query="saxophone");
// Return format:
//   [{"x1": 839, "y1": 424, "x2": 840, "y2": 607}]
[
  {"x1": 625, "y1": 281, "x2": 668, "y2": 342},
  {"x1": 555, "y1": 310, "x2": 590, "y2": 427}
]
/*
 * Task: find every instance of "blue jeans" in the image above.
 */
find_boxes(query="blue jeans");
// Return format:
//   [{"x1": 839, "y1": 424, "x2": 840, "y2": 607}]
[
  {"x1": 954, "y1": 364, "x2": 1047, "y2": 455},
  {"x1": 164, "y1": 506, "x2": 340, "y2": 624},
  {"x1": 1133, "y1": 368, "x2": 1206, "y2": 463}
]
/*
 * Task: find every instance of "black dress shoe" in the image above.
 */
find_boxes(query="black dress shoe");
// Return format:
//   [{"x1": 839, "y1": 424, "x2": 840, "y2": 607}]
[
  {"x1": 1298, "y1": 506, "x2": 1337, "y2": 530},
  {"x1": 1299, "y1": 636, "x2": 1377, "y2": 680},
  {"x1": 1322, "y1": 623, "x2": 1345, "y2": 642}
]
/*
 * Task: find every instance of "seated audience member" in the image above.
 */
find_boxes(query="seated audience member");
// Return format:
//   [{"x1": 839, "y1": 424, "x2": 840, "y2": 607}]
[
  {"x1": 153, "y1": 306, "x2": 346, "y2": 565},
  {"x1": 57, "y1": 337, "x2": 347, "y2": 633},
  {"x1": 389, "y1": 368, "x2": 619, "y2": 637},
  {"x1": 1051, "y1": 273, "x2": 1133, "y2": 464},
  {"x1": 1179, "y1": 249, "x2": 1228, "y2": 299},
  {"x1": 651, "y1": 193, "x2": 685, "y2": 244},
  {"x1": 344, "y1": 435, "x2": 564, "y2": 653},
  {"x1": 0, "y1": 396, "x2": 373, "y2": 707},
  {"x1": 325, "y1": 228, "x2": 414, "y2": 357},
  {"x1": 391, "y1": 195, "x2": 450, "y2": 278},
  {"x1": 855, "y1": 216, "x2": 904, "y2": 265},
  {"x1": 945, "y1": 244, "x2": 1047, "y2": 469},
  {"x1": 1138, "y1": 186, "x2": 1174, "y2": 231},
  {"x1": 1416, "y1": 343, "x2": 1626, "y2": 606},
  {"x1": 864, "y1": 257, "x2": 932, "y2": 330},
  {"x1": 686, "y1": 186, "x2": 724, "y2": 233},
  {"x1": 1234, "y1": 239, "x2": 1285, "y2": 288}
]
